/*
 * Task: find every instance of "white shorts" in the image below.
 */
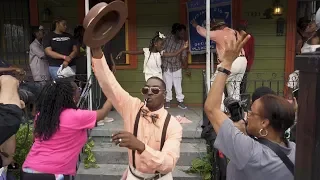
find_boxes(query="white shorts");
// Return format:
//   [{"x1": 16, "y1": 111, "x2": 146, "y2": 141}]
[{"x1": 144, "y1": 73, "x2": 163, "y2": 81}]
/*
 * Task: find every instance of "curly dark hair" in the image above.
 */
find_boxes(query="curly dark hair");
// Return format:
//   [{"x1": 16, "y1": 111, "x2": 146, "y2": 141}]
[
  {"x1": 171, "y1": 23, "x2": 186, "y2": 35},
  {"x1": 34, "y1": 78, "x2": 77, "y2": 141}
]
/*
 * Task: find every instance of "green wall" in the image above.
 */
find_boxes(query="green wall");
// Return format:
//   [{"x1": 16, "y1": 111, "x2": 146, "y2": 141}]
[
  {"x1": 37, "y1": 0, "x2": 78, "y2": 34},
  {"x1": 38, "y1": 0, "x2": 289, "y2": 104},
  {"x1": 116, "y1": 0, "x2": 289, "y2": 104},
  {"x1": 242, "y1": 0, "x2": 287, "y2": 96},
  {"x1": 115, "y1": 0, "x2": 205, "y2": 104}
]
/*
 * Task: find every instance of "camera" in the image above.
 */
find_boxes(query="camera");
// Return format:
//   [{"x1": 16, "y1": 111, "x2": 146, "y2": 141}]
[
  {"x1": 18, "y1": 81, "x2": 40, "y2": 105},
  {"x1": 223, "y1": 97, "x2": 245, "y2": 122},
  {"x1": 18, "y1": 88, "x2": 35, "y2": 105}
]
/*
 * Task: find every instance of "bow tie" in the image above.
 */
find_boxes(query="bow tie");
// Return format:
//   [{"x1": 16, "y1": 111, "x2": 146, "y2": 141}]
[{"x1": 141, "y1": 108, "x2": 159, "y2": 124}]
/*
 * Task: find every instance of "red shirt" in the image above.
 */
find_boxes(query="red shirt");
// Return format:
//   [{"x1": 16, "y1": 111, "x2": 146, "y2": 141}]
[{"x1": 243, "y1": 34, "x2": 255, "y2": 71}]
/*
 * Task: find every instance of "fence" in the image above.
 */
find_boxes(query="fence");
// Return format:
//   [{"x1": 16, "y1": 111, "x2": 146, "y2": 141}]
[{"x1": 20, "y1": 70, "x2": 299, "y2": 110}]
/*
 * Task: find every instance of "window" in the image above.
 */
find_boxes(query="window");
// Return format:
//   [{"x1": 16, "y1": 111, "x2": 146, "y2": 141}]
[
  {"x1": 0, "y1": 0, "x2": 30, "y2": 67},
  {"x1": 89, "y1": 0, "x2": 137, "y2": 69}
]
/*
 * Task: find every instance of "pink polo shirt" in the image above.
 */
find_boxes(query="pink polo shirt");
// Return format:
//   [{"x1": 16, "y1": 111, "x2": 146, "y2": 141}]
[
  {"x1": 196, "y1": 25, "x2": 245, "y2": 59},
  {"x1": 23, "y1": 108, "x2": 97, "y2": 175},
  {"x1": 92, "y1": 55, "x2": 183, "y2": 174}
]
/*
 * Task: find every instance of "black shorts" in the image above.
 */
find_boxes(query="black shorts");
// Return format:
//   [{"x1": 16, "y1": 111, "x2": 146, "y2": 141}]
[
  {"x1": 21, "y1": 172, "x2": 74, "y2": 180},
  {"x1": 0, "y1": 103, "x2": 23, "y2": 145}
]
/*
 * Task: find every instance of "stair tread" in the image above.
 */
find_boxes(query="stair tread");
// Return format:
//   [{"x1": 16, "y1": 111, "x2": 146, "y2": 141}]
[
  {"x1": 91, "y1": 108, "x2": 203, "y2": 139},
  {"x1": 77, "y1": 163, "x2": 200, "y2": 177},
  {"x1": 92, "y1": 142, "x2": 207, "y2": 153}
]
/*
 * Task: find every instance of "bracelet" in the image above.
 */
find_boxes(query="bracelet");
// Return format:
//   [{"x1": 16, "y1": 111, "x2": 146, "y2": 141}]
[
  {"x1": 217, "y1": 67, "x2": 231, "y2": 75},
  {"x1": 63, "y1": 56, "x2": 66, "y2": 60}
]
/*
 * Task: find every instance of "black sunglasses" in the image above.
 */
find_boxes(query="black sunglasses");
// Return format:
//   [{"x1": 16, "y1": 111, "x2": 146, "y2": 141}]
[{"x1": 141, "y1": 86, "x2": 165, "y2": 95}]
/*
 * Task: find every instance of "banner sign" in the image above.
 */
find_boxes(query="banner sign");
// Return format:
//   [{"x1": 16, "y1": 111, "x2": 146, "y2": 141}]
[{"x1": 187, "y1": 0, "x2": 232, "y2": 54}]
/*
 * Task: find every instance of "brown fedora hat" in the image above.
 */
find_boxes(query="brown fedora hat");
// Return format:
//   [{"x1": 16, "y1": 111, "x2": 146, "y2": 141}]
[{"x1": 83, "y1": 1, "x2": 128, "y2": 48}]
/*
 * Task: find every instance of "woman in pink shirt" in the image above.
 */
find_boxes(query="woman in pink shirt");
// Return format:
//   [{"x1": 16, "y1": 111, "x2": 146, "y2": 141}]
[{"x1": 21, "y1": 78, "x2": 112, "y2": 180}]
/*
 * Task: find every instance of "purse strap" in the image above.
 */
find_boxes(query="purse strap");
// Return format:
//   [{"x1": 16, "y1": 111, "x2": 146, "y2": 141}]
[
  {"x1": 132, "y1": 108, "x2": 171, "y2": 169},
  {"x1": 256, "y1": 138, "x2": 294, "y2": 175}
]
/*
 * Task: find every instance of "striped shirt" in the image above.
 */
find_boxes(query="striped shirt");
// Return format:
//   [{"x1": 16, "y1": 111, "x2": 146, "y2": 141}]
[{"x1": 162, "y1": 34, "x2": 187, "y2": 72}]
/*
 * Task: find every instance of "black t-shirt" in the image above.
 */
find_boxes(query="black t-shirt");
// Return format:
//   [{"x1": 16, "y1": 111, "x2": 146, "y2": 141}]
[{"x1": 43, "y1": 32, "x2": 77, "y2": 67}]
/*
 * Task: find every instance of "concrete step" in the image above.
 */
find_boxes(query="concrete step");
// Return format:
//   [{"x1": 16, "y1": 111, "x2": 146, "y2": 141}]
[
  {"x1": 92, "y1": 136, "x2": 206, "y2": 143},
  {"x1": 93, "y1": 108, "x2": 203, "y2": 139},
  {"x1": 76, "y1": 163, "x2": 201, "y2": 180},
  {"x1": 91, "y1": 121, "x2": 202, "y2": 139},
  {"x1": 90, "y1": 142, "x2": 207, "y2": 166}
]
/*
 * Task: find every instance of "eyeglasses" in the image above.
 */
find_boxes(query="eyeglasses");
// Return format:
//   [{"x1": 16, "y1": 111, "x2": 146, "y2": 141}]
[
  {"x1": 248, "y1": 110, "x2": 261, "y2": 117},
  {"x1": 141, "y1": 86, "x2": 165, "y2": 95}
]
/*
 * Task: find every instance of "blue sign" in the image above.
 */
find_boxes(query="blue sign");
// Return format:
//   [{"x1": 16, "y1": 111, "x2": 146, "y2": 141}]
[{"x1": 187, "y1": 0, "x2": 232, "y2": 54}]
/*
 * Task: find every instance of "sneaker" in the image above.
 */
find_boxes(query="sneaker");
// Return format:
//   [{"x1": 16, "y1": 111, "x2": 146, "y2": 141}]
[
  {"x1": 97, "y1": 121, "x2": 105, "y2": 126},
  {"x1": 164, "y1": 102, "x2": 170, "y2": 109},
  {"x1": 104, "y1": 117, "x2": 114, "y2": 123},
  {"x1": 178, "y1": 102, "x2": 187, "y2": 109}
]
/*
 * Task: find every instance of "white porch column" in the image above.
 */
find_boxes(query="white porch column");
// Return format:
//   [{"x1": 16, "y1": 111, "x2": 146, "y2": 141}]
[
  {"x1": 206, "y1": 0, "x2": 211, "y2": 92},
  {"x1": 85, "y1": 0, "x2": 93, "y2": 110}
]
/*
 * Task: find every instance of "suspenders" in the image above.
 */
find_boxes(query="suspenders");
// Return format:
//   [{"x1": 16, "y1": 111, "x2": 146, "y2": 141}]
[{"x1": 132, "y1": 108, "x2": 171, "y2": 169}]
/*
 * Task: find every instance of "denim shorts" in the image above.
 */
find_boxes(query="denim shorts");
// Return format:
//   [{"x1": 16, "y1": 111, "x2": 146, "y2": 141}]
[{"x1": 22, "y1": 168, "x2": 73, "y2": 180}]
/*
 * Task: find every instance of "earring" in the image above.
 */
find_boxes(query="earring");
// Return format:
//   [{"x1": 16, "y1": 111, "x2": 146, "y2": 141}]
[{"x1": 259, "y1": 128, "x2": 268, "y2": 137}]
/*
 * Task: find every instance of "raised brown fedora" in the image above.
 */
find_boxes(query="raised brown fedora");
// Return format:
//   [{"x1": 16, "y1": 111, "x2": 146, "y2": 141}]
[{"x1": 83, "y1": 1, "x2": 128, "y2": 48}]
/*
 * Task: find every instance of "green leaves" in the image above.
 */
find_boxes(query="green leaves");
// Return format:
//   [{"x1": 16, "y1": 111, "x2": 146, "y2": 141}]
[
  {"x1": 83, "y1": 138, "x2": 99, "y2": 169},
  {"x1": 184, "y1": 153, "x2": 213, "y2": 180},
  {"x1": 12, "y1": 124, "x2": 34, "y2": 178}
]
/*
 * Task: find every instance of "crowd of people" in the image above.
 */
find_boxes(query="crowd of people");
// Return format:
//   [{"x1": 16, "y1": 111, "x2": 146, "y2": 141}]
[{"x1": 0, "y1": 15, "x2": 299, "y2": 180}]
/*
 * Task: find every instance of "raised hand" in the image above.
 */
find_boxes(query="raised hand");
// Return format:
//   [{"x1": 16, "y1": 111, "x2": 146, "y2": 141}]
[
  {"x1": 220, "y1": 31, "x2": 250, "y2": 67},
  {"x1": 184, "y1": 41, "x2": 189, "y2": 49},
  {"x1": 191, "y1": 19, "x2": 198, "y2": 28}
]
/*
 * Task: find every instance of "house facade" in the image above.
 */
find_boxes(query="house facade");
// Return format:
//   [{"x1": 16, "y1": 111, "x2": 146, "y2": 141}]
[{"x1": 0, "y1": 0, "x2": 308, "y2": 105}]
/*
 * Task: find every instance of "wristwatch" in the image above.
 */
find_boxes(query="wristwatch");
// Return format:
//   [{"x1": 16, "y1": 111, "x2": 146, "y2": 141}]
[{"x1": 217, "y1": 67, "x2": 231, "y2": 75}]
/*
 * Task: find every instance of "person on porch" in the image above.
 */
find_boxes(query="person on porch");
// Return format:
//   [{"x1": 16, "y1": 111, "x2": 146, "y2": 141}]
[
  {"x1": 116, "y1": 31, "x2": 188, "y2": 82},
  {"x1": 162, "y1": 23, "x2": 189, "y2": 110},
  {"x1": 91, "y1": 47, "x2": 182, "y2": 180},
  {"x1": 43, "y1": 17, "x2": 78, "y2": 80},
  {"x1": 296, "y1": 17, "x2": 317, "y2": 54},
  {"x1": 29, "y1": 25, "x2": 50, "y2": 87},
  {"x1": 236, "y1": 20, "x2": 255, "y2": 94},
  {"x1": 191, "y1": 19, "x2": 247, "y2": 111}
]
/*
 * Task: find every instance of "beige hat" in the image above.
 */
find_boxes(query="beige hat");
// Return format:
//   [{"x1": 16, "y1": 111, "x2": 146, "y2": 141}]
[{"x1": 211, "y1": 19, "x2": 227, "y2": 30}]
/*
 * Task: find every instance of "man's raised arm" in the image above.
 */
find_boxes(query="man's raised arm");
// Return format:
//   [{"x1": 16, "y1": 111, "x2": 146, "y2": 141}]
[{"x1": 91, "y1": 48, "x2": 135, "y2": 117}]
